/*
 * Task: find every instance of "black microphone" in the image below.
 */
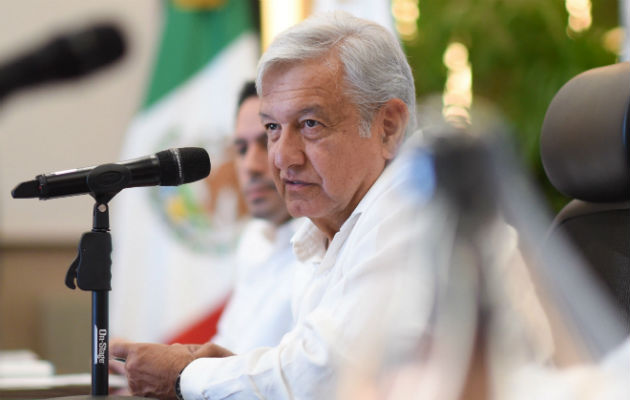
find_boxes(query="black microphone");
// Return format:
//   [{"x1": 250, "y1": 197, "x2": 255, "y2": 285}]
[
  {"x1": 0, "y1": 23, "x2": 125, "y2": 100},
  {"x1": 12, "y1": 147, "x2": 211, "y2": 200}
]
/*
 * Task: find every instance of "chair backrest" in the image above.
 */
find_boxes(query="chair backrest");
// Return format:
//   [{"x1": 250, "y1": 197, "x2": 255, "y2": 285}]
[{"x1": 540, "y1": 62, "x2": 630, "y2": 325}]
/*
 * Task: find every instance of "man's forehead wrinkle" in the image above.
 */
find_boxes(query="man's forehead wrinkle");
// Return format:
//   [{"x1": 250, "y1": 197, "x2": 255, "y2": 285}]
[
  {"x1": 298, "y1": 105, "x2": 323, "y2": 114},
  {"x1": 264, "y1": 82, "x2": 335, "y2": 97},
  {"x1": 257, "y1": 54, "x2": 350, "y2": 124},
  {"x1": 259, "y1": 89, "x2": 333, "y2": 115},
  {"x1": 260, "y1": 51, "x2": 342, "y2": 92}
]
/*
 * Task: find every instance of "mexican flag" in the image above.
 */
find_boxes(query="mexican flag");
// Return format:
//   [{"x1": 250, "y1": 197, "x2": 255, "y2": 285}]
[{"x1": 109, "y1": 0, "x2": 258, "y2": 344}]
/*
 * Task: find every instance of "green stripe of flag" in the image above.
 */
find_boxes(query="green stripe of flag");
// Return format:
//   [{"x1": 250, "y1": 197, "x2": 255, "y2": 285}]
[{"x1": 143, "y1": 0, "x2": 256, "y2": 109}]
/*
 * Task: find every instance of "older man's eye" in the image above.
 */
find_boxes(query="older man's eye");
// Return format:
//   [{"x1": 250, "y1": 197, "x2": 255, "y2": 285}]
[
  {"x1": 304, "y1": 119, "x2": 319, "y2": 128},
  {"x1": 265, "y1": 123, "x2": 279, "y2": 131},
  {"x1": 265, "y1": 123, "x2": 281, "y2": 141}
]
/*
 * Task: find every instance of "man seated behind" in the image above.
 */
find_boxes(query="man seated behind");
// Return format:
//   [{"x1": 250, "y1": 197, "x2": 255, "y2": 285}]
[
  {"x1": 212, "y1": 81, "x2": 301, "y2": 352},
  {"x1": 110, "y1": 82, "x2": 300, "y2": 372},
  {"x1": 111, "y1": 12, "x2": 431, "y2": 399}
]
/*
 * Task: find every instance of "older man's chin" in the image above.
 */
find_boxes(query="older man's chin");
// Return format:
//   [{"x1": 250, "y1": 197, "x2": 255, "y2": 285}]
[{"x1": 284, "y1": 200, "x2": 317, "y2": 220}]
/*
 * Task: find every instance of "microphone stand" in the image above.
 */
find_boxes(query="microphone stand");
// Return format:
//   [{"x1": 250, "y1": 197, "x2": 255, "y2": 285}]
[
  {"x1": 65, "y1": 199, "x2": 113, "y2": 395},
  {"x1": 63, "y1": 164, "x2": 148, "y2": 399}
]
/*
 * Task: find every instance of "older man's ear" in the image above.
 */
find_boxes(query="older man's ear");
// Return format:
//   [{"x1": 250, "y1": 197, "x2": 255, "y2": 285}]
[{"x1": 377, "y1": 98, "x2": 409, "y2": 160}]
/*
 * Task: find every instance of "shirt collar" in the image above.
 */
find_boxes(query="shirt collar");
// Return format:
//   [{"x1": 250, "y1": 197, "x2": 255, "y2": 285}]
[
  {"x1": 291, "y1": 156, "x2": 405, "y2": 269},
  {"x1": 292, "y1": 219, "x2": 327, "y2": 265}
]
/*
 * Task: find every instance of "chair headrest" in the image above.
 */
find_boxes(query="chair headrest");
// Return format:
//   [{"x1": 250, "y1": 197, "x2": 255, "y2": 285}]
[{"x1": 541, "y1": 62, "x2": 629, "y2": 202}]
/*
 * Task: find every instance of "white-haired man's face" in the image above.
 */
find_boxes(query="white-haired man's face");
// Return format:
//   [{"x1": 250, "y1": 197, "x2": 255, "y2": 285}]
[{"x1": 260, "y1": 53, "x2": 407, "y2": 239}]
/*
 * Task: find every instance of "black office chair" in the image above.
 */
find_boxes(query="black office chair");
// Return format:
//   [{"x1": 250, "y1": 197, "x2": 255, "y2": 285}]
[{"x1": 540, "y1": 61, "x2": 630, "y2": 327}]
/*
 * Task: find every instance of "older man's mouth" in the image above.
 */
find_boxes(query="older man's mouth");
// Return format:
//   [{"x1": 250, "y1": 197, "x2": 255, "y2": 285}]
[{"x1": 283, "y1": 179, "x2": 314, "y2": 191}]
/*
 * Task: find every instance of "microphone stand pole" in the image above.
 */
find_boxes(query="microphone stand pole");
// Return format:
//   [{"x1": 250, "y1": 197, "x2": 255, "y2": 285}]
[
  {"x1": 65, "y1": 197, "x2": 115, "y2": 395},
  {"x1": 63, "y1": 164, "x2": 148, "y2": 398}
]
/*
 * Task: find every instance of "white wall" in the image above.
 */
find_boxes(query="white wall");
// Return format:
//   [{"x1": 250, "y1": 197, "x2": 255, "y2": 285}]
[{"x1": 0, "y1": 0, "x2": 161, "y2": 244}]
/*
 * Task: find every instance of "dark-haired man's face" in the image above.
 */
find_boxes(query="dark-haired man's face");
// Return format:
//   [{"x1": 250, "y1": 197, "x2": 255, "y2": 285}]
[{"x1": 233, "y1": 96, "x2": 290, "y2": 225}]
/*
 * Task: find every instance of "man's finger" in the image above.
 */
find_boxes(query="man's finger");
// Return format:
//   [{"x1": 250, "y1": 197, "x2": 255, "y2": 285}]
[
  {"x1": 110, "y1": 341, "x2": 131, "y2": 360},
  {"x1": 109, "y1": 358, "x2": 126, "y2": 375}
]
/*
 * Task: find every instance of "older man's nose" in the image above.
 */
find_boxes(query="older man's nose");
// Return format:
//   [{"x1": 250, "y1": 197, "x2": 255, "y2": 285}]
[{"x1": 271, "y1": 129, "x2": 305, "y2": 171}]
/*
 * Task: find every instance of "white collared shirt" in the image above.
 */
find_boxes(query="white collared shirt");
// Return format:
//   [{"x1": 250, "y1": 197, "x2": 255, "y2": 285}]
[
  {"x1": 181, "y1": 151, "x2": 439, "y2": 399},
  {"x1": 212, "y1": 217, "x2": 303, "y2": 353}
]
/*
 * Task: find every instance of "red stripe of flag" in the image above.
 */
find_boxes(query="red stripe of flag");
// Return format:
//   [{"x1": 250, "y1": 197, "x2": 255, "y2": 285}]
[{"x1": 166, "y1": 295, "x2": 230, "y2": 344}]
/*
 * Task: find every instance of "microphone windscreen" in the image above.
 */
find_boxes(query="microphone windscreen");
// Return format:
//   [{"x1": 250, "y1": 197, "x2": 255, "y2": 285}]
[
  {"x1": 41, "y1": 24, "x2": 125, "y2": 81},
  {"x1": 156, "y1": 147, "x2": 211, "y2": 186},
  {"x1": 66, "y1": 24, "x2": 126, "y2": 77},
  {"x1": 0, "y1": 24, "x2": 126, "y2": 101}
]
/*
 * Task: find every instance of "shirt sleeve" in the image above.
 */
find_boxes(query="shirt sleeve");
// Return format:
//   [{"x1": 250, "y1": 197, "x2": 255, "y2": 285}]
[
  {"x1": 180, "y1": 320, "x2": 340, "y2": 400},
  {"x1": 180, "y1": 211, "x2": 437, "y2": 399}
]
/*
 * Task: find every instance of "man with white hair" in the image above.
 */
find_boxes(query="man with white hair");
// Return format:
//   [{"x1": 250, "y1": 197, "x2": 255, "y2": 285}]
[{"x1": 111, "y1": 12, "x2": 431, "y2": 399}]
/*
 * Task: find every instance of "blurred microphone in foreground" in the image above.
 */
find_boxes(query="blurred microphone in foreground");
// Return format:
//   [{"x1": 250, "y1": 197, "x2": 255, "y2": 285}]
[
  {"x1": 0, "y1": 23, "x2": 125, "y2": 101},
  {"x1": 337, "y1": 92, "x2": 629, "y2": 399}
]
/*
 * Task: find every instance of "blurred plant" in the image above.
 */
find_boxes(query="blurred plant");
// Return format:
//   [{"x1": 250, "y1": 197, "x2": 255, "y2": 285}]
[{"x1": 405, "y1": 0, "x2": 620, "y2": 211}]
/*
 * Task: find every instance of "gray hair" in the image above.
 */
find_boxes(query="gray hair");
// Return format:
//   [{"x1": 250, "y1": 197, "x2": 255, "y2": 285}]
[{"x1": 256, "y1": 11, "x2": 416, "y2": 137}]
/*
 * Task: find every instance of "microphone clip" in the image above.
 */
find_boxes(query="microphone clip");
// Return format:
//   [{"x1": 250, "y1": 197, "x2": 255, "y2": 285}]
[
  {"x1": 65, "y1": 163, "x2": 124, "y2": 291},
  {"x1": 87, "y1": 163, "x2": 131, "y2": 204},
  {"x1": 65, "y1": 231, "x2": 112, "y2": 291}
]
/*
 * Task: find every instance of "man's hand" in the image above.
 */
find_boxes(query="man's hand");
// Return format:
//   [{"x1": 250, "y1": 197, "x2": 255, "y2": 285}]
[
  {"x1": 192, "y1": 342, "x2": 235, "y2": 358},
  {"x1": 109, "y1": 340, "x2": 235, "y2": 399},
  {"x1": 110, "y1": 341, "x2": 194, "y2": 400}
]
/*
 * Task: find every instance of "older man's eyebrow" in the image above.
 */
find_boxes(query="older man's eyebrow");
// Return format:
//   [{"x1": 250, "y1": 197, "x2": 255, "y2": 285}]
[
  {"x1": 297, "y1": 106, "x2": 325, "y2": 116},
  {"x1": 259, "y1": 105, "x2": 326, "y2": 120}
]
